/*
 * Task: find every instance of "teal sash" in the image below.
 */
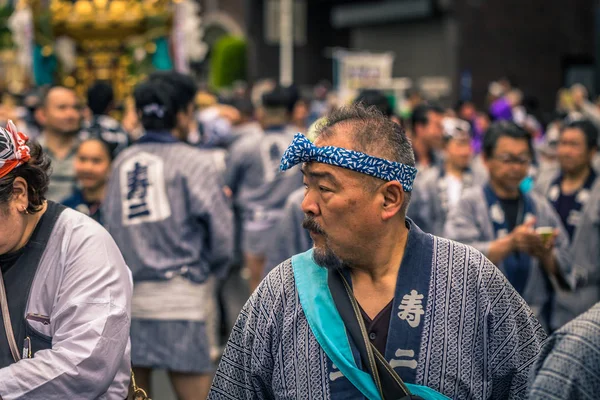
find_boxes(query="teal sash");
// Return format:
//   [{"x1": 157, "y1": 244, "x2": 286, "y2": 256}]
[{"x1": 292, "y1": 249, "x2": 450, "y2": 400}]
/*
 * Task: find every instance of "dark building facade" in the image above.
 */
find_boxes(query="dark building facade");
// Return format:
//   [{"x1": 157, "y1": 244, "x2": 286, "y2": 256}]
[{"x1": 203, "y1": 0, "x2": 597, "y2": 110}]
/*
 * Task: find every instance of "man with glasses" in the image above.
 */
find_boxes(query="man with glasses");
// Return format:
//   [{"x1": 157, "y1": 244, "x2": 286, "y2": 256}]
[
  {"x1": 534, "y1": 119, "x2": 600, "y2": 331},
  {"x1": 445, "y1": 121, "x2": 573, "y2": 331}
]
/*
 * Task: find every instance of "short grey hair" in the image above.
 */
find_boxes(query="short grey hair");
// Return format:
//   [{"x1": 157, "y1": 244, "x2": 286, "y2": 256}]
[{"x1": 314, "y1": 104, "x2": 416, "y2": 214}]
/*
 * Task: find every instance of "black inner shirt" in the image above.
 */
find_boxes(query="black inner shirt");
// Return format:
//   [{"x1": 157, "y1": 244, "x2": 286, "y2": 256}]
[
  {"x1": 499, "y1": 197, "x2": 521, "y2": 232},
  {"x1": 0, "y1": 248, "x2": 25, "y2": 275},
  {"x1": 359, "y1": 299, "x2": 394, "y2": 355}
]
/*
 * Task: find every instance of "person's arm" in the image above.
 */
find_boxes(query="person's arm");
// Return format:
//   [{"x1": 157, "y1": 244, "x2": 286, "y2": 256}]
[
  {"x1": 209, "y1": 273, "x2": 278, "y2": 399},
  {"x1": 532, "y1": 199, "x2": 575, "y2": 290},
  {"x1": 187, "y1": 157, "x2": 235, "y2": 277},
  {"x1": 486, "y1": 235, "x2": 515, "y2": 265},
  {"x1": 0, "y1": 222, "x2": 132, "y2": 399},
  {"x1": 223, "y1": 139, "x2": 249, "y2": 197}
]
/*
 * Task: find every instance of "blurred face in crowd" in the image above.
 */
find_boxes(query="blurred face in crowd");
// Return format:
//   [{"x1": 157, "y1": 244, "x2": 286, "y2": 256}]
[
  {"x1": 418, "y1": 111, "x2": 444, "y2": 150},
  {"x1": 484, "y1": 136, "x2": 531, "y2": 194},
  {"x1": 292, "y1": 100, "x2": 309, "y2": 128},
  {"x1": 74, "y1": 139, "x2": 111, "y2": 192},
  {"x1": 458, "y1": 102, "x2": 476, "y2": 121},
  {"x1": 301, "y1": 127, "x2": 404, "y2": 269},
  {"x1": 557, "y1": 127, "x2": 596, "y2": 175},
  {"x1": 475, "y1": 113, "x2": 490, "y2": 134},
  {"x1": 37, "y1": 87, "x2": 81, "y2": 136},
  {"x1": 445, "y1": 137, "x2": 473, "y2": 171},
  {"x1": 175, "y1": 102, "x2": 195, "y2": 141}
]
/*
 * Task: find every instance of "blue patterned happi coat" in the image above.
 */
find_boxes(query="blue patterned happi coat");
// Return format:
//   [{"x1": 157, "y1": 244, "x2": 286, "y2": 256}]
[{"x1": 209, "y1": 221, "x2": 546, "y2": 400}]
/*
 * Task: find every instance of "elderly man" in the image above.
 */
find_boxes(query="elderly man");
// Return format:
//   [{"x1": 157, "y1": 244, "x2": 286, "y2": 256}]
[
  {"x1": 445, "y1": 121, "x2": 574, "y2": 332},
  {"x1": 535, "y1": 119, "x2": 600, "y2": 330},
  {"x1": 209, "y1": 105, "x2": 546, "y2": 400}
]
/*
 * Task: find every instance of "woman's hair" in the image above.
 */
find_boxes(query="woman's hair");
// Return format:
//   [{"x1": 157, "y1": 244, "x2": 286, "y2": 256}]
[
  {"x1": 0, "y1": 140, "x2": 51, "y2": 213},
  {"x1": 79, "y1": 136, "x2": 119, "y2": 162},
  {"x1": 134, "y1": 72, "x2": 198, "y2": 131},
  {"x1": 134, "y1": 80, "x2": 177, "y2": 131}
]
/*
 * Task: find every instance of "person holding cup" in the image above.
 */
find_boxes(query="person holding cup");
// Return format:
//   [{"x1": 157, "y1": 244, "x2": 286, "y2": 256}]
[
  {"x1": 445, "y1": 121, "x2": 574, "y2": 332},
  {"x1": 535, "y1": 118, "x2": 600, "y2": 330}
]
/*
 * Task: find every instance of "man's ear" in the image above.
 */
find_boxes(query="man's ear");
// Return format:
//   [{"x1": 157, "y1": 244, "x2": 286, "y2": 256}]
[{"x1": 380, "y1": 181, "x2": 404, "y2": 221}]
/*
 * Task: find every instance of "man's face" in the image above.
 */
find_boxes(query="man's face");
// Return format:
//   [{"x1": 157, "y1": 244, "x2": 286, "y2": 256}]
[
  {"x1": 39, "y1": 88, "x2": 81, "y2": 135},
  {"x1": 420, "y1": 111, "x2": 444, "y2": 150},
  {"x1": 445, "y1": 138, "x2": 472, "y2": 171},
  {"x1": 300, "y1": 133, "x2": 385, "y2": 269},
  {"x1": 484, "y1": 136, "x2": 531, "y2": 193},
  {"x1": 557, "y1": 127, "x2": 595, "y2": 174}
]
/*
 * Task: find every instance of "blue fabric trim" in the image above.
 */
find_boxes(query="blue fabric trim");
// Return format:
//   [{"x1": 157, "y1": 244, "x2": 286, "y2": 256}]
[
  {"x1": 280, "y1": 133, "x2": 418, "y2": 192},
  {"x1": 136, "y1": 131, "x2": 179, "y2": 144},
  {"x1": 292, "y1": 248, "x2": 450, "y2": 400}
]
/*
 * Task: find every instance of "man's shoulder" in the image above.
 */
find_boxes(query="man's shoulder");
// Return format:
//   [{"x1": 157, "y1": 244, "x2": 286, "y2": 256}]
[
  {"x1": 459, "y1": 185, "x2": 485, "y2": 202},
  {"x1": 432, "y1": 235, "x2": 510, "y2": 289},
  {"x1": 254, "y1": 258, "x2": 297, "y2": 304},
  {"x1": 555, "y1": 302, "x2": 600, "y2": 340}
]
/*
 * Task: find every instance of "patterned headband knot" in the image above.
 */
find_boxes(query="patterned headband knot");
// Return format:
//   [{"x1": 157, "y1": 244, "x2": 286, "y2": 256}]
[
  {"x1": 280, "y1": 133, "x2": 418, "y2": 192},
  {"x1": 142, "y1": 103, "x2": 166, "y2": 118},
  {"x1": 0, "y1": 120, "x2": 31, "y2": 179}
]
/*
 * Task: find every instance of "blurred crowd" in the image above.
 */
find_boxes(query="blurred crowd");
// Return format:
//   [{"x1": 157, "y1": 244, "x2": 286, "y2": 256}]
[{"x1": 2, "y1": 73, "x2": 600, "y2": 397}]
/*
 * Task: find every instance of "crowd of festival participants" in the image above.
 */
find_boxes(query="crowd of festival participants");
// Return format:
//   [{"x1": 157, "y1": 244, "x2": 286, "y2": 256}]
[{"x1": 1, "y1": 71, "x2": 600, "y2": 399}]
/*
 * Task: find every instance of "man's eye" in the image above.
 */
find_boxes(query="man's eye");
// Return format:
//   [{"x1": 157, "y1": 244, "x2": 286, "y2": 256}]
[{"x1": 319, "y1": 186, "x2": 331, "y2": 192}]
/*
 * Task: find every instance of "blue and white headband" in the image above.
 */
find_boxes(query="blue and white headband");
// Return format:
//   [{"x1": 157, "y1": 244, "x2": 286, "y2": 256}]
[{"x1": 279, "y1": 133, "x2": 418, "y2": 192}]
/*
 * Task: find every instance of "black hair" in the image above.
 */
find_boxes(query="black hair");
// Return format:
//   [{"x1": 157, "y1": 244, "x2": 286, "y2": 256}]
[
  {"x1": 354, "y1": 90, "x2": 393, "y2": 117},
  {"x1": 231, "y1": 98, "x2": 254, "y2": 118},
  {"x1": 0, "y1": 140, "x2": 51, "y2": 213},
  {"x1": 78, "y1": 136, "x2": 119, "y2": 162},
  {"x1": 410, "y1": 104, "x2": 444, "y2": 131},
  {"x1": 134, "y1": 72, "x2": 197, "y2": 131},
  {"x1": 133, "y1": 80, "x2": 177, "y2": 131},
  {"x1": 483, "y1": 120, "x2": 533, "y2": 158},
  {"x1": 87, "y1": 81, "x2": 114, "y2": 115},
  {"x1": 262, "y1": 85, "x2": 299, "y2": 113},
  {"x1": 148, "y1": 71, "x2": 197, "y2": 116},
  {"x1": 561, "y1": 119, "x2": 599, "y2": 150}
]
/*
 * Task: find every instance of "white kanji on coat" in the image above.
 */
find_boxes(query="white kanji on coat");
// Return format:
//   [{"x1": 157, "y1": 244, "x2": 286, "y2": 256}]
[
  {"x1": 398, "y1": 290, "x2": 424, "y2": 328},
  {"x1": 389, "y1": 349, "x2": 418, "y2": 369},
  {"x1": 329, "y1": 364, "x2": 343, "y2": 381}
]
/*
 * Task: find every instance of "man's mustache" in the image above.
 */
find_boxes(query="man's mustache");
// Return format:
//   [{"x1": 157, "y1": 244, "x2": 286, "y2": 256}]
[{"x1": 302, "y1": 216, "x2": 326, "y2": 236}]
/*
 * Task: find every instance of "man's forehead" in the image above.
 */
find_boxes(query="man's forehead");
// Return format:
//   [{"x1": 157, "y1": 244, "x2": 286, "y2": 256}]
[
  {"x1": 495, "y1": 136, "x2": 529, "y2": 150},
  {"x1": 47, "y1": 88, "x2": 76, "y2": 104},
  {"x1": 302, "y1": 160, "x2": 359, "y2": 182}
]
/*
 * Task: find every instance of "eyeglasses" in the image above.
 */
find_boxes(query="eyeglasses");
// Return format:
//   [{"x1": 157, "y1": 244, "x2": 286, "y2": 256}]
[{"x1": 491, "y1": 154, "x2": 531, "y2": 165}]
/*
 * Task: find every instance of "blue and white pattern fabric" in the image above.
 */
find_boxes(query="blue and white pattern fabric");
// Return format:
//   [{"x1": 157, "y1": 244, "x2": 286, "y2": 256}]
[
  {"x1": 279, "y1": 133, "x2": 418, "y2": 192},
  {"x1": 529, "y1": 301, "x2": 600, "y2": 399},
  {"x1": 209, "y1": 220, "x2": 546, "y2": 400}
]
